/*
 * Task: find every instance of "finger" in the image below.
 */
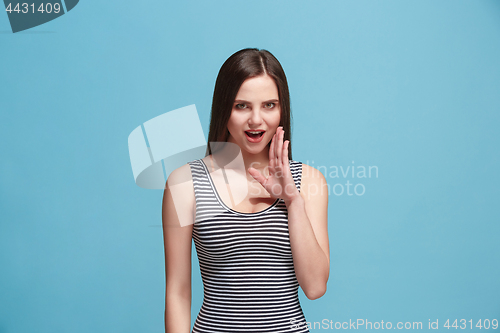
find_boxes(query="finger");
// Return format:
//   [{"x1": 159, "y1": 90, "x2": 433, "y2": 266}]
[
  {"x1": 273, "y1": 130, "x2": 278, "y2": 167},
  {"x1": 277, "y1": 127, "x2": 284, "y2": 167},
  {"x1": 284, "y1": 140, "x2": 289, "y2": 162},
  {"x1": 248, "y1": 167, "x2": 267, "y2": 186},
  {"x1": 283, "y1": 140, "x2": 291, "y2": 174},
  {"x1": 282, "y1": 136, "x2": 289, "y2": 163},
  {"x1": 269, "y1": 132, "x2": 276, "y2": 171}
]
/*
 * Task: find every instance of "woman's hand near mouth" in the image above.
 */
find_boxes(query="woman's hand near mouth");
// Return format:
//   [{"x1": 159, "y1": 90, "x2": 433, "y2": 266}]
[{"x1": 247, "y1": 126, "x2": 300, "y2": 205}]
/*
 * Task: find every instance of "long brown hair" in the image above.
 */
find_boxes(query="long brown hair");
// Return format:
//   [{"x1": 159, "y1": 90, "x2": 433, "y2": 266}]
[{"x1": 206, "y1": 48, "x2": 293, "y2": 160}]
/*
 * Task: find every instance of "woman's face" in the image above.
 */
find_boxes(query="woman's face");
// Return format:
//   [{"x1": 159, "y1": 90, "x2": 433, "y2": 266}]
[{"x1": 226, "y1": 74, "x2": 281, "y2": 156}]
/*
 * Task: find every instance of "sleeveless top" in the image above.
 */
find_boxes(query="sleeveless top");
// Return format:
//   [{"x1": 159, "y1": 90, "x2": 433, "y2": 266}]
[{"x1": 188, "y1": 158, "x2": 310, "y2": 333}]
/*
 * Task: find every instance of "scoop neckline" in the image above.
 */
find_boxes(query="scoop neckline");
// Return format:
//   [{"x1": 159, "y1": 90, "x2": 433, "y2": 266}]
[{"x1": 199, "y1": 158, "x2": 280, "y2": 216}]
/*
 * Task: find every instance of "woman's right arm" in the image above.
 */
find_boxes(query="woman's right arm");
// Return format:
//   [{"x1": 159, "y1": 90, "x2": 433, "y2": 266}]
[{"x1": 162, "y1": 164, "x2": 195, "y2": 333}]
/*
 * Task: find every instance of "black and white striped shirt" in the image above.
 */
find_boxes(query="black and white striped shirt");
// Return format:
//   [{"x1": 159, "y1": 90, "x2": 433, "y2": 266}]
[{"x1": 188, "y1": 158, "x2": 310, "y2": 333}]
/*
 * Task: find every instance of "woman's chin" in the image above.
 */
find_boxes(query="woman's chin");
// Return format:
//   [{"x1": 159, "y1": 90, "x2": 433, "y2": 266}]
[{"x1": 241, "y1": 144, "x2": 269, "y2": 156}]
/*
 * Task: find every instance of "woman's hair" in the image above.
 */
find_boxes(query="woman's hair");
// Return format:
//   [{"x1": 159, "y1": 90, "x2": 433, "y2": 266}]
[{"x1": 206, "y1": 48, "x2": 293, "y2": 160}]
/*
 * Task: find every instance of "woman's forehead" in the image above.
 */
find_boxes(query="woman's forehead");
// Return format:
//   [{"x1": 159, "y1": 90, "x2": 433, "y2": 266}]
[{"x1": 235, "y1": 75, "x2": 279, "y2": 101}]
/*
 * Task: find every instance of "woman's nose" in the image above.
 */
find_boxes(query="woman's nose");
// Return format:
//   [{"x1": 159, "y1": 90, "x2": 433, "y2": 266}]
[{"x1": 248, "y1": 108, "x2": 263, "y2": 124}]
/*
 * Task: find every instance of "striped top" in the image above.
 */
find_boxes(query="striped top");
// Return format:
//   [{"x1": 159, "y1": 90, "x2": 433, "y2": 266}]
[{"x1": 188, "y1": 158, "x2": 310, "y2": 333}]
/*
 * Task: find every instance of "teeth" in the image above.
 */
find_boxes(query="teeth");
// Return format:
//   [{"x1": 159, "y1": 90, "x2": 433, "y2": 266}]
[{"x1": 247, "y1": 131, "x2": 263, "y2": 134}]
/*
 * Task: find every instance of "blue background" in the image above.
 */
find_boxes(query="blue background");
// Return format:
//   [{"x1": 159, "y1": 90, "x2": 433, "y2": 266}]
[{"x1": 1, "y1": 1, "x2": 499, "y2": 332}]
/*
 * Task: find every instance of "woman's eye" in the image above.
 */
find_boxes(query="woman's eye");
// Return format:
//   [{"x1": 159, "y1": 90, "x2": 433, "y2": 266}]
[
  {"x1": 265, "y1": 103, "x2": 275, "y2": 109},
  {"x1": 235, "y1": 104, "x2": 247, "y2": 109}
]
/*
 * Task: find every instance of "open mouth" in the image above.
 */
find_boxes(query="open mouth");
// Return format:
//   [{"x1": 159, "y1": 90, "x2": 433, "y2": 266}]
[{"x1": 245, "y1": 131, "x2": 265, "y2": 139}]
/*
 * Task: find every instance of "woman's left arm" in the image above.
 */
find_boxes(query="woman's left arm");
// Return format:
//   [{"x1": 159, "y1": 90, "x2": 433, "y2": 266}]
[
  {"x1": 248, "y1": 126, "x2": 330, "y2": 300},
  {"x1": 286, "y1": 164, "x2": 330, "y2": 300}
]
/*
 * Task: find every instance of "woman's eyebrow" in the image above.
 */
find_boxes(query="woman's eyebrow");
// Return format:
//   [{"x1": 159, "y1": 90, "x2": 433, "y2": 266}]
[{"x1": 233, "y1": 99, "x2": 279, "y2": 104}]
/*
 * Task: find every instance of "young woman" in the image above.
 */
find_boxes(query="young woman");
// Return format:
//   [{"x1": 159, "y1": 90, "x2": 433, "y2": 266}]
[{"x1": 162, "y1": 48, "x2": 330, "y2": 332}]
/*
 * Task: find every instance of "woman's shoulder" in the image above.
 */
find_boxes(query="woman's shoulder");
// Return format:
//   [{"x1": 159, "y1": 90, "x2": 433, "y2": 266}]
[
  {"x1": 163, "y1": 162, "x2": 197, "y2": 225},
  {"x1": 165, "y1": 162, "x2": 197, "y2": 206},
  {"x1": 167, "y1": 157, "x2": 206, "y2": 182},
  {"x1": 297, "y1": 162, "x2": 328, "y2": 204},
  {"x1": 167, "y1": 163, "x2": 193, "y2": 184},
  {"x1": 300, "y1": 162, "x2": 327, "y2": 184}
]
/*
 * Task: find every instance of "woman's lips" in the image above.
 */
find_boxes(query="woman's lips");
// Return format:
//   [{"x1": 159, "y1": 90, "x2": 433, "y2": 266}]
[{"x1": 244, "y1": 130, "x2": 265, "y2": 143}]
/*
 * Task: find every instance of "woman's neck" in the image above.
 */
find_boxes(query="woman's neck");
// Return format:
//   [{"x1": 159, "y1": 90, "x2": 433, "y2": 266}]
[
  {"x1": 240, "y1": 146, "x2": 270, "y2": 174},
  {"x1": 210, "y1": 142, "x2": 271, "y2": 176}
]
